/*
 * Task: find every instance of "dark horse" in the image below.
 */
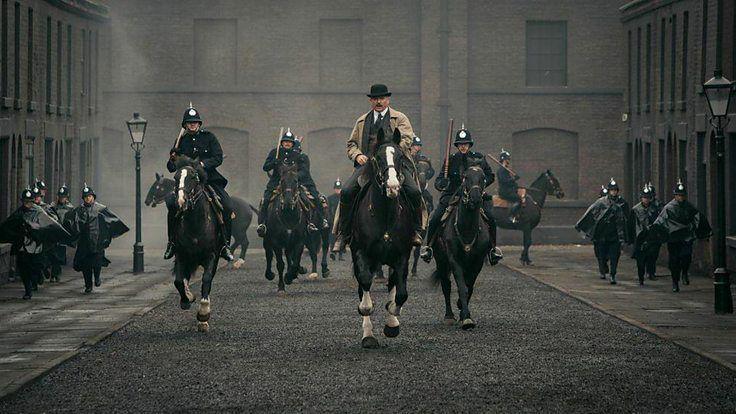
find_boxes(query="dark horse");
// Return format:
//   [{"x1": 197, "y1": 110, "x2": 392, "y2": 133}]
[
  {"x1": 171, "y1": 157, "x2": 221, "y2": 332},
  {"x1": 491, "y1": 170, "x2": 565, "y2": 265},
  {"x1": 263, "y1": 162, "x2": 309, "y2": 295},
  {"x1": 411, "y1": 158, "x2": 434, "y2": 277},
  {"x1": 145, "y1": 172, "x2": 258, "y2": 267},
  {"x1": 431, "y1": 166, "x2": 492, "y2": 329},
  {"x1": 351, "y1": 129, "x2": 415, "y2": 349}
]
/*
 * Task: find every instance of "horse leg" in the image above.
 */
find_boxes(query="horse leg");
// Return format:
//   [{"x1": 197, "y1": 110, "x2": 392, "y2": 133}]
[
  {"x1": 174, "y1": 260, "x2": 195, "y2": 310},
  {"x1": 197, "y1": 254, "x2": 217, "y2": 333},
  {"x1": 384, "y1": 257, "x2": 409, "y2": 338},
  {"x1": 411, "y1": 246, "x2": 420, "y2": 277},
  {"x1": 436, "y1": 261, "x2": 455, "y2": 324},
  {"x1": 521, "y1": 227, "x2": 533, "y2": 265},
  {"x1": 354, "y1": 249, "x2": 378, "y2": 348},
  {"x1": 264, "y1": 242, "x2": 275, "y2": 281},
  {"x1": 276, "y1": 248, "x2": 286, "y2": 294},
  {"x1": 450, "y1": 257, "x2": 474, "y2": 330},
  {"x1": 307, "y1": 237, "x2": 319, "y2": 280},
  {"x1": 320, "y1": 229, "x2": 330, "y2": 278}
]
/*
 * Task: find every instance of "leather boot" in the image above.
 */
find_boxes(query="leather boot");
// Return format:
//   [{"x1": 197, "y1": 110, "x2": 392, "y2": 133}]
[
  {"x1": 257, "y1": 198, "x2": 269, "y2": 237},
  {"x1": 164, "y1": 209, "x2": 177, "y2": 260}
]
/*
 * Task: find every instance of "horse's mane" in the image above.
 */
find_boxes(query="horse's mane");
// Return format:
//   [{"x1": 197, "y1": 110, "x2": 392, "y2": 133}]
[{"x1": 173, "y1": 155, "x2": 208, "y2": 182}]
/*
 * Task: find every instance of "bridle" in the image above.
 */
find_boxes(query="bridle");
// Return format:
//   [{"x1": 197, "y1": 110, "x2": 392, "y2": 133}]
[
  {"x1": 176, "y1": 168, "x2": 204, "y2": 213},
  {"x1": 461, "y1": 166, "x2": 484, "y2": 205},
  {"x1": 275, "y1": 169, "x2": 303, "y2": 231},
  {"x1": 454, "y1": 167, "x2": 483, "y2": 252},
  {"x1": 150, "y1": 180, "x2": 171, "y2": 206},
  {"x1": 371, "y1": 145, "x2": 405, "y2": 189}
]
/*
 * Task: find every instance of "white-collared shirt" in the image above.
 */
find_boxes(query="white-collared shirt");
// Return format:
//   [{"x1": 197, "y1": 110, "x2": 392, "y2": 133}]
[{"x1": 373, "y1": 107, "x2": 389, "y2": 123}]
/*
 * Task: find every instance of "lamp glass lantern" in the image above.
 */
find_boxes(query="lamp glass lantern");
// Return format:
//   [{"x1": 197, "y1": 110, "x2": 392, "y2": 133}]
[
  {"x1": 703, "y1": 70, "x2": 734, "y2": 118},
  {"x1": 126, "y1": 112, "x2": 148, "y2": 144}
]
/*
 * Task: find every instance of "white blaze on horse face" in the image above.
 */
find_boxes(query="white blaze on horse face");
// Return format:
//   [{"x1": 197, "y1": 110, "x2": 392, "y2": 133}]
[
  {"x1": 385, "y1": 146, "x2": 400, "y2": 198},
  {"x1": 177, "y1": 169, "x2": 188, "y2": 208}
]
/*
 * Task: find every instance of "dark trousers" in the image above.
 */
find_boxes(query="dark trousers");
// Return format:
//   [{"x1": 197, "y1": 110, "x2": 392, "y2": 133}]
[
  {"x1": 635, "y1": 243, "x2": 660, "y2": 279},
  {"x1": 667, "y1": 241, "x2": 693, "y2": 284},
  {"x1": 259, "y1": 178, "x2": 280, "y2": 225},
  {"x1": 426, "y1": 193, "x2": 497, "y2": 245},
  {"x1": 82, "y1": 266, "x2": 102, "y2": 289},
  {"x1": 16, "y1": 253, "x2": 41, "y2": 296},
  {"x1": 594, "y1": 240, "x2": 621, "y2": 276}
]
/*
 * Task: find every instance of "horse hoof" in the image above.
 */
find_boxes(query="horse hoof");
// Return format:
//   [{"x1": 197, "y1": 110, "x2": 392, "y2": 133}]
[
  {"x1": 197, "y1": 321, "x2": 210, "y2": 333},
  {"x1": 461, "y1": 319, "x2": 476, "y2": 330},
  {"x1": 443, "y1": 317, "x2": 456, "y2": 326},
  {"x1": 321, "y1": 270, "x2": 330, "y2": 279},
  {"x1": 361, "y1": 336, "x2": 380, "y2": 349},
  {"x1": 383, "y1": 324, "x2": 400, "y2": 338},
  {"x1": 276, "y1": 290, "x2": 287, "y2": 297},
  {"x1": 265, "y1": 271, "x2": 275, "y2": 281},
  {"x1": 298, "y1": 266, "x2": 308, "y2": 275},
  {"x1": 233, "y1": 259, "x2": 245, "y2": 269},
  {"x1": 358, "y1": 305, "x2": 373, "y2": 317},
  {"x1": 308, "y1": 272, "x2": 319, "y2": 281},
  {"x1": 180, "y1": 296, "x2": 195, "y2": 310}
]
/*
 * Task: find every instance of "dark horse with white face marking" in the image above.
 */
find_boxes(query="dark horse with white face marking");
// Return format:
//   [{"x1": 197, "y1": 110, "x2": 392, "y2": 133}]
[
  {"x1": 145, "y1": 172, "x2": 258, "y2": 267},
  {"x1": 431, "y1": 166, "x2": 492, "y2": 329},
  {"x1": 492, "y1": 170, "x2": 565, "y2": 265},
  {"x1": 263, "y1": 162, "x2": 308, "y2": 294},
  {"x1": 171, "y1": 157, "x2": 221, "y2": 332},
  {"x1": 351, "y1": 129, "x2": 415, "y2": 349}
]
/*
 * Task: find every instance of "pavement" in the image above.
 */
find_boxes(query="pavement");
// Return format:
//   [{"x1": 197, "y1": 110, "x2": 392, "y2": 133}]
[
  {"x1": 0, "y1": 248, "x2": 734, "y2": 412},
  {"x1": 503, "y1": 244, "x2": 736, "y2": 371}
]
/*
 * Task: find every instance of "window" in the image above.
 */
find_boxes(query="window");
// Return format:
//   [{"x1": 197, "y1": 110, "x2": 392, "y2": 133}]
[
  {"x1": 696, "y1": 133, "x2": 707, "y2": 211},
  {"x1": 627, "y1": 30, "x2": 632, "y2": 114},
  {"x1": 636, "y1": 27, "x2": 641, "y2": 114},
  {"x1": 658, "y1": 138, "x2": 665, "y2": 194},
  {"x1": 93, "y1": 30, "x2": 98, "y2": 109},
  {"x1": 678, "y1": 139, "x2": 687, "y2": 187},
  {"x1": 80, "y1": 28, "x2": 85, "y2": 97},
  {"x1": 56, "y1": 20, "x2": 61, "y2": 110},
  {"x1": 625, "y1": 143, "x2": 634, "y2": 202},
  {"x1": 526, "y1": 21, "x2": 567, "y2": 86},
  {"x1": 13, "y1": 1, "x2": 19, "y2": 102},
  {"x1": 670, "y1": 15, "x2": 676, "y2": 111},
  {"x1": 45, "y1": 16, "x2": 51, "y2": 109},
  {"x1": 680, "y1": 11, "x2": 689, "y2": 110},
  {"x1": 645, "y1": 24, "x2": 651, "y2": 112},
  {"x1": 1, "y1": 0, "x2": 7, "y2": 99},
  {"x1": 86, "y1": 29, "x2": 91, "y2": 107},
  {"x1": 659, "y1": 18, "x2": 665, "y2": 111},
  {"x1": 0, "y1": 136, "x2": 9, "y2": 220},
  {"x1": 644, "y1": 142, "x2": 652, "y2": 180},
  {"x1": 26, "y1": 7, "x2": 32, "y2": 103},
  {"x1": 44, "y1": 138, "x2": 53, "y2": 198},
  {"x1": 66, "y1": 24, "x2": 71, "y2": 114}
]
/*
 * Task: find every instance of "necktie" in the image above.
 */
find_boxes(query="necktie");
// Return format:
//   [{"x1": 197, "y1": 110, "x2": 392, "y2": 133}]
[{"x1": 375, "y1": 113, "x2": 383, "y2": 126}]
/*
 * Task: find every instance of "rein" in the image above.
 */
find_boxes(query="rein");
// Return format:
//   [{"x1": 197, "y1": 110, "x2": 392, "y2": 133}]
[{"x1": 454, "y1": 174, "x2": 481, "y2": 252}]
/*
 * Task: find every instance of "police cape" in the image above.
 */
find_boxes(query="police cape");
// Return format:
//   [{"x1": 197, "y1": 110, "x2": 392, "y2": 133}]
[
  {"x1": 628, "y1": 202, "x2": 660, "y2": 259},
  {"x1": 0, "y1": 204, "x2": 71, "y2": 251},
  {"x1": 63, "y1": 202, "x2": 129, "y2": 271},
  {"x1": 574, "y1": 196, "x2": 626, "y2": 242},
  {"x1": 651, "y1": 199, "x2": 712, "y2": 243}
]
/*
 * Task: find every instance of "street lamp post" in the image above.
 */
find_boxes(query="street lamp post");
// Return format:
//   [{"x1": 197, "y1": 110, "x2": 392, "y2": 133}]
[
  {"x1": 126, "y1": 112, "x2": 148, "y2": 274},
  {"x1": 703, "y1": 69, "x2": 734, "y2": 314}
]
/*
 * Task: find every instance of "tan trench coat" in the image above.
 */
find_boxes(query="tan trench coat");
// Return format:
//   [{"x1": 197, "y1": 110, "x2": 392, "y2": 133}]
[{"x1": 345, "y1": 107, "x2": 414, "y2": 162}]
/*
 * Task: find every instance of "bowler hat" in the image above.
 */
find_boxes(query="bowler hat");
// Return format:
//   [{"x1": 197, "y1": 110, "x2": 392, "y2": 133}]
[{"x1": 367, "y1": 84, "x2": 392, "y2": 98}]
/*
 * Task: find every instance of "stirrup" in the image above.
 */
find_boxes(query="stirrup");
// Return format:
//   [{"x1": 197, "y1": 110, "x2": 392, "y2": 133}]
[
  {"x1": 308, "y1": 222, "x2": 318, "y2": 232},
  {"x1": 420, "y1": 246, "x2": 433, "y2": 262},
  {"x1": 220, "y1": 245, "x2": 234, "y2": 261},
  {"x1": 256, "y1": 224, "x2": 267, "y2": 237}
]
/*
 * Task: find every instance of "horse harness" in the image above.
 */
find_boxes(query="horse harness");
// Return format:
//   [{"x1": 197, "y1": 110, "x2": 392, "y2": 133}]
[{"x1": 176, "y1": 172, "x2": 225, "y2": 226}]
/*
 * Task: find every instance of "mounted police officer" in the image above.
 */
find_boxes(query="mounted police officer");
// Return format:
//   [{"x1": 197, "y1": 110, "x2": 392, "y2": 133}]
[
  {"x1": 48, "y1": 185, "x2": 74, "y2": 282},
  {"x1": 257, "y1": 129, "x2": 326, "y2": 236},
  {"x1": 496, "y1": 149, "x2": 525, "y2": 223},
  {"x1": 332, "y1": 84, "x2": 425, "y2": 251},
  {"x1": 165, "y1": 104, "x2": 234, "y2": 261},
  {"x1": 411, "y1": 135, "x2": 435, "y2": 212},
  {"x1": 292, "y1": 135, "x2": 330, "y2": 231},
  {"x1": 420, "y1": 126, "x2": 502, "y2": 263}
]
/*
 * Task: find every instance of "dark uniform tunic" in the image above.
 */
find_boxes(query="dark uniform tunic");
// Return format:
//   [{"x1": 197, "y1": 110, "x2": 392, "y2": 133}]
[
  {"x1": 497, "y1": 167, "x2": 521, "y2": 202},
  {"x1": 426, "y1": 151, "x2": 495, "y2": 242},
  {"x1": 575, "y1": 195, "x2": 627, "y2": 277},
  {"x1": 652, "y1": 199, "x2": 711, "y2": 285},
  {"x1": 629, "y1": 201, "x2": 662, "y2": 281},
  {"x1": 414, "y1": 152, "x2": 435, "y2": 212}
]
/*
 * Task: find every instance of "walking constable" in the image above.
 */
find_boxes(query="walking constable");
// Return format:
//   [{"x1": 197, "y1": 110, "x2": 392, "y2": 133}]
[
  {"x1": 575, "y1": 178, "x2": 627, "y2": 284},
  {"x1": 420, "y1": 125, "x2": 502, "y2": 263},
  {"x1": 651, "y1": 179, "x2": 711, "y2": 292},
  {"x1": 629, "y1": 184, "x2": 662, "y2": 285},
  {"x1": 0, "y1": 188, "x2": 70, "y2": 299},
  {"x1": 64, "y1": 185, "x2": 129, "y2": 293},
  {"x1": 48, "y1": 185, "x2": 74, "y2": 282},
  {"x1": 165, "y1": 104, "x2": 234, "y2": 261},
  {"x1": 332, "y1": 83, "x2": 425, "y2": 252}
]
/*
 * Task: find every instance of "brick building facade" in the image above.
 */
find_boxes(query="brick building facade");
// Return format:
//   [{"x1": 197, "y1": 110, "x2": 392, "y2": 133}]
[
  {"x1": 0, "y1": 0, "x2": 108, "y2": 281},
  {"x1": 621, "y1": 0, "x2": 736, "y2": 272},
  {"x1": 101, "y1": 0, "x2": 626, "y2": 249}
]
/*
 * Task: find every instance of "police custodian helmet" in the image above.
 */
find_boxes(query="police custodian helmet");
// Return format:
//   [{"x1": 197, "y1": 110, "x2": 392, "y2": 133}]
[
  {"x1": 58, "y1": 185, "x2": 69, "y2": 197},
  {"x1": 334, "y1": 178, "x2": 342, "y2": 190},
  {"x1": 21, "y1": 187, "x2": 34, "y2": 201},
  {"x1": 35, "y1": 178, "x2": 47, "y2": 191},
  {"x1": 181, "y1": 102, "x2": 202, "y2": 127},
  {"x1": 499, "y1": 149, "x2": 511, "y2": 162},
  {"x1": 640, "y1": 184, "x2": 653, "y2": 199},
  {"x1": 82, "y1": 183, "x2": 96, "y2": 198},
  {"x1": 412, "y1": 136, "x2": 423, "y2": 147},
  {"x1": 280, "y1": 128, "x2": 296, "y2": 144},
  {"x1": 454, "y1": 124, "x2": 473, "y2": 147},
  {"x1": 673, "y1": 179, "x2": 687, "y2": 195},
  {"x1": 606, "y1": 178, "x2": 619, "y2": 191}
]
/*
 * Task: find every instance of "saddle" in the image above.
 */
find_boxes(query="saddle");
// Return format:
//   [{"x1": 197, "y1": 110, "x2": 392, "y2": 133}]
[
  {"x1": 440, "y1": 194, "x2": 492, "y2": 224},
  {"x1": 268, "y1": 185, "x2": 315, "y2": 212},
  {"x1": 492, "y1": 195, "x2": 510, "y2": 208}
]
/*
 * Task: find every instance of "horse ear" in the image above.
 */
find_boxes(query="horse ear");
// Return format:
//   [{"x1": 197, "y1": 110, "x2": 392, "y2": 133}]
[
  {"x1": 155, "y1": 172, "x2": 162, "y2": 180},
  {"x1": 392, "y1": 128, "x2": 402, "y2": 146},
  {"x1": 546, "y1": 169, "x2": 551, "y2": 174}
]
